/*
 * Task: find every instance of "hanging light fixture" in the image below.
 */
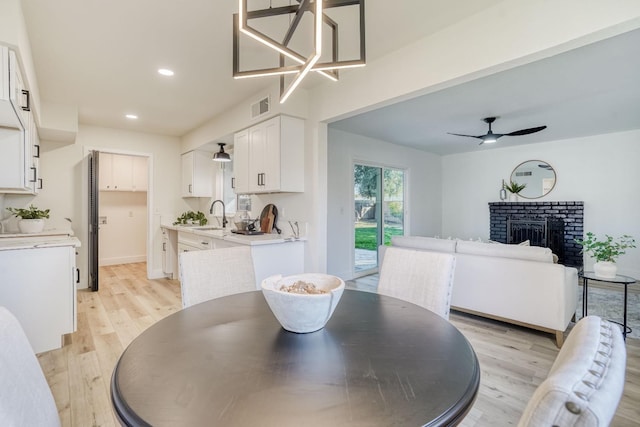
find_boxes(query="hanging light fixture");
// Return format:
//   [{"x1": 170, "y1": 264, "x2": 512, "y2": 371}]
[
  {"x1": 233, "y1": 0, "x2": 366, "y2": 103},
  {"x1": 212, "y1": 143, "x2": 231, "y2": 162}
]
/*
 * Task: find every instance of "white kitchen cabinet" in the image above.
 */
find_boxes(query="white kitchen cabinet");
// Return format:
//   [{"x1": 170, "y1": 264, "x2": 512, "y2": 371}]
[
  {"x1": 0, "y1": 244, "x2": 78, "y2": 354},
  {"x1": 100, "y1": 153, "x2": 147, "y2": 192},
  {"x1": 0, "y1": 47, "x2": 38, "y2": 194},
  {"x1": 233, "y1": 115, "x2": 304, "y2": 194},
  {"x1": 181, "y1": 150, "x2": 214, "y2": 197},
  {"x1": 162, "y1": 227, "x2": 177, "y2": 279}
]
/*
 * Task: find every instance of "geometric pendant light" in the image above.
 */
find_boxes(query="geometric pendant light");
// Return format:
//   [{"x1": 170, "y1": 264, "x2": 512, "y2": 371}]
[{"x1": 233, "y1": 0, "x2": 366, "y2": 103}]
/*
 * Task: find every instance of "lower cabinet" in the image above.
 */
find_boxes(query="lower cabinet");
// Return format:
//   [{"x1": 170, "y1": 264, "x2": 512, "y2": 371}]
[{"x1": 0, "y1": 244, "x2": 77, "y2": 354}]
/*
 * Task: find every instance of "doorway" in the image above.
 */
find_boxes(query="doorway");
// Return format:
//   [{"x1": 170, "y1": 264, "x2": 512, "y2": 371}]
[
  {"x1": 353, "y1": 164, "x2": 405, "y2": 277},
  {"x1": 88, "y1": 149, "x2": 151, "y2": 291}
]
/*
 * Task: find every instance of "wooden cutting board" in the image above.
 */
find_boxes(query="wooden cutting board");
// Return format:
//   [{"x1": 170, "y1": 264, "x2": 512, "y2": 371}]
[{"x1": 260, "y1": 204, "x2": 275, "y2": 233}]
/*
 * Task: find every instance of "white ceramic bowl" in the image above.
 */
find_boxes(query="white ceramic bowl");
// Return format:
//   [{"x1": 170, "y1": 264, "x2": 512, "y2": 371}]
[{"x1": 261, "y1": 273, "x2": 345, "y2": 333}]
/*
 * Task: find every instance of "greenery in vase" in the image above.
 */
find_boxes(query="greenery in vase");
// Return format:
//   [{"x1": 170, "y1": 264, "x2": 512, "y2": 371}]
[
  {"x1": 173, "y1": 211, "x2": 208, "y2": 226},
  {"x1": 6, "y1": 205, "x2": 50, "y2": 219},
  {"x1": 575, "y1": 232, "x2": 636, "y2": 263},
  {"x1": 504, "y1": 181, "x2": 526, "y2": 194}
]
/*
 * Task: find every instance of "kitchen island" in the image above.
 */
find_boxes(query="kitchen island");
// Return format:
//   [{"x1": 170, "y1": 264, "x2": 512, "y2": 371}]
[
  {"x1": 161, "y1": 224, "x2": 305, "y2": 287},
  {"x1": 0, "y1": 233, "x2": 80, "y2": 354}
]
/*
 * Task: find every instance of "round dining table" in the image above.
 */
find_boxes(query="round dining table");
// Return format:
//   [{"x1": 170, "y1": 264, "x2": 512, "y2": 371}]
[{"x1": 111, "y1": 290, "x2": 480, "y2": 427}]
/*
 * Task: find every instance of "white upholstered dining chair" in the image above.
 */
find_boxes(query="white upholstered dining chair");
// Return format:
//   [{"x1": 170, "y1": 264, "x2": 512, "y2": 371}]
[
  {"x1": 518, "y1": 316, "x2": 626, "y2": 427},
  {"x1": 377, "y1": 246, "x2": 456, "y2": 320},
  {"x1": 0, "y1": 306, "x2": 61, "y2": 427},
  {"x1": 179, "y1": 246, "x2": 256, "y2": 308}
]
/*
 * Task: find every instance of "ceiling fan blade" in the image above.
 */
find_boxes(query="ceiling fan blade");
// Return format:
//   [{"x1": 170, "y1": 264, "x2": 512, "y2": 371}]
[
  {"x1": 447, "y1": 132, "x2": 483, "y2": 139},
  {"x1": 506, "y1": 125, "x2": 547, "y2": 136}
]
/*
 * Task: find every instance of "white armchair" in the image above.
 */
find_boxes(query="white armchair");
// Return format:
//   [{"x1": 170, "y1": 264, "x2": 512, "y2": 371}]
[
  {"x1": 518, "y1": 316, "x2": 626, "y2": 426},
  {"x1": 0, "y1": 306, "x2": 60, "y2": 427},
  {"x1": 378, "y1": 246, "x2": 456, "y2": 320}
]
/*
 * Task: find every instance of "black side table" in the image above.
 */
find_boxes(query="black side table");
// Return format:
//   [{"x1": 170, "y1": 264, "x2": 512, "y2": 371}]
[{"x1": 580, "y1": 271, "x2": 637, "y2": 340}]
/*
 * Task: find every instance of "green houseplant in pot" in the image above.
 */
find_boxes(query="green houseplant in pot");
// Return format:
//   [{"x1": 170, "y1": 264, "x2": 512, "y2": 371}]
[
  {"x1": 6, "y1": 205, "x2": 50, "y2": 234},
  {"x1": 575, "y1": 232, "x2": 636, "y2": 279},
  {"x1": 504, "y1": 181, "x2": 526, "y2": 202}
]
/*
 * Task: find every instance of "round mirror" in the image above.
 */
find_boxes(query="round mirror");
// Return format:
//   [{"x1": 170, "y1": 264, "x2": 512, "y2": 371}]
[{"x1": 510, "y1": 160, "x2": 556, "y2": 199}]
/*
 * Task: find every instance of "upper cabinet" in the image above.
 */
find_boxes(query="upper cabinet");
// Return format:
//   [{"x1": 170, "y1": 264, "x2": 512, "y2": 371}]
[
  {"x1": 233, "y1": 115, "x2": 304, "y2": 194},
  {"x1": 0, "y1": 46, "x2": 39, "y2": 194},
  {"x1": 99, "y1": 153, "x2": 147, "y2": 192},
  {"x1": 181, "y1": 150, "x2": 214, "y2": 198}
]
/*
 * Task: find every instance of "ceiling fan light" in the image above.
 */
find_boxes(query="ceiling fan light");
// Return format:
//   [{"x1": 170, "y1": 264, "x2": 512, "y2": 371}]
[
  {"x1": 483, "y1": 136, "x2": 497, "y2": 144},
  {"x1": 213, "y1": 143, "x2": 231, "y2": 162}
]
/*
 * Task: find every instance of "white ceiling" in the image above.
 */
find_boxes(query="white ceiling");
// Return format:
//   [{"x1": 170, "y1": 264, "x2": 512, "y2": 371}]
[
  {"x1": 331, "y1": 27, "x2": 640, "y2": 155},
  {"x1": 20, "y1": 0, "x2": 503, "y2": 138},
  {"x1": 19, "y1": 1, "x2": 640, "y2": 152}
]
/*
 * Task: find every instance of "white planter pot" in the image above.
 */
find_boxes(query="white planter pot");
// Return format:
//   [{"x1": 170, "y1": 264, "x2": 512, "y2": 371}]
[
  {"x1": 18, "y1": 218, "x2": 45, "y2": 234},
  {"x1": 594, "y1": 261, "x2": 617, "y2": 279},
  {"x1": 509, "y1": 193, "x2": 519, "y2": 202}
]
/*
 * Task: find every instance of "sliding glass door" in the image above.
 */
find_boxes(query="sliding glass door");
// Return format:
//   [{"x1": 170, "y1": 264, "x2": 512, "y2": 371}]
[{"x1": 353, "y1": 164, "x2": 405, "y2": 276}]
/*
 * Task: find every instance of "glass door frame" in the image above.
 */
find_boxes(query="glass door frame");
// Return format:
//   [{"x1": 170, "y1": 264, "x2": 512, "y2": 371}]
[{"x1": 352, "y1": 161, "x2": 407, "y2": 279}]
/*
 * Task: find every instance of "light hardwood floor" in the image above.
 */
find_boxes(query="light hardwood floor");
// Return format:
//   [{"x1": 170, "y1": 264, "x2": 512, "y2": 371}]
[{"x1": 38, "y1": 263, "x2": 639, "y2": 426}]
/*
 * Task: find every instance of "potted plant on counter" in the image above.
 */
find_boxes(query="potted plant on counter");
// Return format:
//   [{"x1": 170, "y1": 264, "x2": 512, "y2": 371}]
[
  {"x1": 576, "y1": 232, "x2": 636, "y2": 279},
  {"x1": 6, "y1": 205, "x2": 50, "y2": 234},
  {"x1": 504, "y1": 181, "x2": 526, "y2": 202},
  {"x1": 173, "y1": 211, "x2": 208, "y2": 226}
]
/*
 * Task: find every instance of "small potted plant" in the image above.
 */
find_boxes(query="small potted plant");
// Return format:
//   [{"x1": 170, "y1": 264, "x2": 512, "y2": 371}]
[
  {"x1": 173, "y1": 211, "x2": 208, "y2": 226},
  {"x1": 504, "y1": 181, "x2": 526, "y2": 202},
  {"x1": 575, "y1": 232, "x2": 636, "y2": 279},
  {"x1": 6, "y1": 205, "x2": 50, "y2": 234}
]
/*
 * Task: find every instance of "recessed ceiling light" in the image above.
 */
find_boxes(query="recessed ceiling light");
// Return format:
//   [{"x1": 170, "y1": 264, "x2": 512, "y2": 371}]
[
  {"x1": 125, "y1": 114, "x2": 138, "y2": 119},
  {"x1": 158, "y1": 68, "x2": 174, "y2": 76}
]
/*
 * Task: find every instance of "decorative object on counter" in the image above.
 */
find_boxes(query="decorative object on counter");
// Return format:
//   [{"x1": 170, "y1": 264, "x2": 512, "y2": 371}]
[
  {"x1": 6, "y1": 205, "x2": 50, "y2": 234},
  {"x1": 288, "y1": 221, "x2": 300, "y2": 239},
  {"x1": 259, "y1": 204, "x2": 281, "y2": 234},
  {"x1": 212, "y1": 143, "x2": 231, "y2": 162},
  {"x1": 261, "y1": 273, "x2": 345, "y2": 333},
  {"x1": 173, "y1": 211, "x2": 208, "y2": 226},
  {"x1": 504, "y1": 180, "x2": 526, "y2": 202},
  {"x1": 233, "y1": 210, "x2": 258, "y2": 232},
  {"x1": 576, "y1": 232, "x2": 636, "y2": 279},
  {"x1": 499, "y1": 179, "x2": 507, "y2": 201}
]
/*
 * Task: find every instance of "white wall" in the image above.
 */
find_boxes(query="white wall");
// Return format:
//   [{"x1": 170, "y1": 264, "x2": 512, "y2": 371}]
[
  {"x1": 98, "y1": 191, "x2": 147, "y2": 266},
  {"x1": 441, "y1": 129, "x2": 640, "y2": 277},
  {"x1": 327, "y1": 128, "x2": 442, "y2": 279}
]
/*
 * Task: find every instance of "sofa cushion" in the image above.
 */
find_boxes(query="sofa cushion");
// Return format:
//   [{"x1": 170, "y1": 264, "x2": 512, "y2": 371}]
[
  {"x1": 391, "y1": 236, "x2": 456, "y2": 253},
  {"x1": 456, "y1": 239, "x2": 553, "y2": 263}
]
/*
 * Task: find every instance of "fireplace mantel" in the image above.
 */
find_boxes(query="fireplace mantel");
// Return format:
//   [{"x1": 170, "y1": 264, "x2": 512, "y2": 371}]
[{"x1": 489, "y1": 201, "x2": 584, "y2": 268}]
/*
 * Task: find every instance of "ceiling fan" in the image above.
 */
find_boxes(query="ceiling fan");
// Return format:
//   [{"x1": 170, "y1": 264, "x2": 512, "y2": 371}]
[{"x1": 448, "y1": 117, "x2": 547, "y2": 145}]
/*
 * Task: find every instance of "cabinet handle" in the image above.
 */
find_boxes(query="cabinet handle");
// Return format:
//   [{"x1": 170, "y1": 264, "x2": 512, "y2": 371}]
[
  {"x1": 21, "y1": 89, "x2": 30, "y2": 111},
  {"x1": 37, "y1": 178, "x2": 43, "y2": 189},
  {"x1": 75, "y1": 268, "x2": 80, "y2": 284},
  {"x1": 188, "y1": 184, "x2": 192, "y2": 193},
  {"x1": 163, "y1": 242, "x2": 166, "y2": 251},
  {"x1": 33, "y1": 144, "x2": 40, "y2": 158},
  {"x1": 30, "y1": 167, "x2": 37, "y2": 182},
  {"x1": 201, "y1": 241, "x2": 209, "y2": 246},
  {"x1": 231, "y1": 177, "x2": 235, "y2": 189}
]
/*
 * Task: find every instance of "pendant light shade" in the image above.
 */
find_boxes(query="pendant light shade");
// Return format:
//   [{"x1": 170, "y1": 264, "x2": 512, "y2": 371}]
[{"x1": 213, "y1": 143, "x2": 231, "y2": 162}]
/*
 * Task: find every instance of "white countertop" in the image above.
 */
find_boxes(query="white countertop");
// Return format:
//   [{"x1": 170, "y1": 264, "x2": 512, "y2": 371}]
[
  {"x1": 0, "y1": 235, "x2": 81, "y2": 251},
  {"x1": 162, "y1": 224, "x2": 306, "y2": 246}
]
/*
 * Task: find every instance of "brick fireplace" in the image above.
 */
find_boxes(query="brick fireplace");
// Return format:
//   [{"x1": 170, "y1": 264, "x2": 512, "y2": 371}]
[{"x1": 489, "y1": 201, "x2": 584, "y2": 268}]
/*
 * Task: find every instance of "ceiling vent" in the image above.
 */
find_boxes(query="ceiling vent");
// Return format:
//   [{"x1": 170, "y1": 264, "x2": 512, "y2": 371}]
[{"x1": 250, "y1": 96, "x2": 270, "y2": 119}]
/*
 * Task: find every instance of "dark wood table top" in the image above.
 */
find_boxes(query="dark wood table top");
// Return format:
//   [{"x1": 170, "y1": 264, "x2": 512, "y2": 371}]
[{"x1": 111, "y1": 290, "x2": 480, "y2": 427}]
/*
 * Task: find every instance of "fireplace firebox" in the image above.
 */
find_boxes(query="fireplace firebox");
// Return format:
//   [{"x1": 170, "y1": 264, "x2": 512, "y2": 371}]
[{"x1": 489, "y1": 201, "x2": 583, "y2": 268}]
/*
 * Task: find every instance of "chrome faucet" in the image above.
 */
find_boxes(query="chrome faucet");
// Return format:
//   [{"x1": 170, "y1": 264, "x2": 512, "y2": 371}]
[{"x1": 209, "y1": 199, "x2": 228, "y2": 228}]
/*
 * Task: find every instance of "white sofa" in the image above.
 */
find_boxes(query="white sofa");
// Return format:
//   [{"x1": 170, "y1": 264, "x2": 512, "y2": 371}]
[{"x1": 380, "y1": 236, "x2": 579, "y2": 347}]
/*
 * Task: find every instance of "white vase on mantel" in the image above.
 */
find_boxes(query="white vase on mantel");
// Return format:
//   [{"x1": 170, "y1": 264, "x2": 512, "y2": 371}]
[
  {"x1": 509, "y1": 193, "x2": 519, "y2": 202},
  {"x1": 594, "y1": 261, "x2": 617, "y2": 279}
]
